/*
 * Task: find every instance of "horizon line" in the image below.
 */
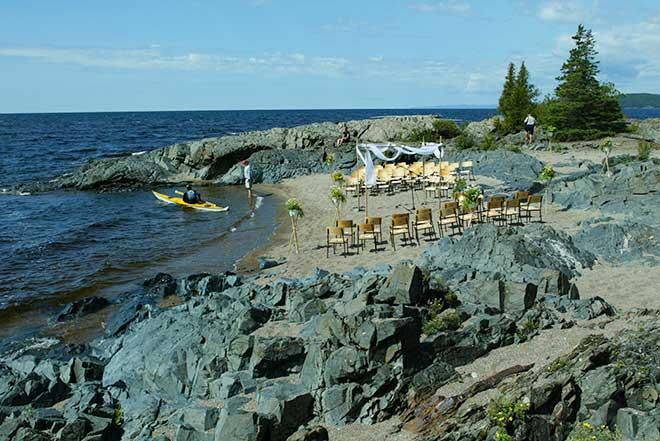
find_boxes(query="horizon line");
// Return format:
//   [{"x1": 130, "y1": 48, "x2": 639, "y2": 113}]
[{"x1": 0, "y1": 105, "x2": 499, "y2": 116}]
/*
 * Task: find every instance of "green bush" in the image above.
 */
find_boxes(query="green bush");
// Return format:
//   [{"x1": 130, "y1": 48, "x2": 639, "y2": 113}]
[
  {"x1": 422, "y1": 309, "x2": 461, "y2": 335},
  {"x1": 516, "y1": 319, "x2": 539, "y2": 341},
  {"x1": 404, "y1": 118, "x2": 461, "y2": 142},
  {"x1": 638, "y1": 140, "x2": 653, "y2": 161},
  {"x1": 455, "y1": 133, "x2": 476, "y2": 150},
  {"x1": 553, "y1": 128, "x2": 614, "y2": 142},
  {"x1": 432, "y1": 119, "x2": 461, "y2": 138},
  {"x1": 539, "y1": 165, "x2": 555, "y2": 182},
  {"x1": 487, "y1": 397, "x2": 530, "y2": 438},
  {"x1": 568, "y1": 422, "x2": 621, "y2": 441},
  {"x1": 481, "y1": 133, "x2": 497, "y2": 151},
  {"x1": 507, "y1": 144, "x2": 522, "y2": 153}
]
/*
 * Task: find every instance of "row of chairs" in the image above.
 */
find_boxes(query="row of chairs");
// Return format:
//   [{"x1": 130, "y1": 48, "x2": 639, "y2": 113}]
[
  {"x1": 325, "y1": 193, "x2": 544, "y2": 257},
  {"x1": 344, "y1": 161, "x2": 474, "y2": 197}
]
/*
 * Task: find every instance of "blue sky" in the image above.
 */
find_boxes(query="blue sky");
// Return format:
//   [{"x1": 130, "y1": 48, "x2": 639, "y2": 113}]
[{"x1": 1, "y1": 0, "x2": 659, "y2": 112}]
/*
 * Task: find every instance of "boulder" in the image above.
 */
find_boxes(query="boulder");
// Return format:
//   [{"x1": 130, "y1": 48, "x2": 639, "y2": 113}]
[
  {"x1": 31, "y1": 116, "x2": 441, "y2": 191},
  {"x1": 56, "y1": 297, "x2": 110, "y2": 322},
  {"x1": 573, "y1": 217, "x2": 660, "y2": 263},
  {"x1": 214, "y1": 409, "x2": 268, "y2": 441},
  {"x1": 463, "y1": 117, "x2": 498, "y2": 142},
  {"x1": 249, "y1": 336, "x2": 306, "y2": 378},
  {"x1": 374, "y1": 263, "x2": 425, "y2": 305},
  {"x1": 321, "y1": 383, "x2": 364, "y2": 425},
  {"x1": 256, "y1": 382, "x2": 314, "y2": 441},
  {"x1": 286, "y1": 425, "x2": 329, "y2": 441},
  {"x1": 616, "y1": 407, "x2": 660, "y2": 441}
]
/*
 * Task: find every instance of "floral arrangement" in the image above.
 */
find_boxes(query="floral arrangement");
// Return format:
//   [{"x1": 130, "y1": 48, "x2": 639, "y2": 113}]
[{"x1": 285, "y1": 198, "x2": 304, "y2": 218}]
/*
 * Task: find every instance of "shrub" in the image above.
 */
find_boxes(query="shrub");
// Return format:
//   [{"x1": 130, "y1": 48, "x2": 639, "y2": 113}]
[
  {"x1": 539, "y1": 165, "x2": 555, "y2": 182},
  {"x1": 487, "y1": 397, "x2": 530, "y2": 438},
  {"x1": 568, "y1": 422, "x2": 621, "y2": 441},
  {"x1": 481, "y1": 133, "x2": 497, "y2": 151},
  {"x1": 455, "y1": 133, "x2": 476, "y2": 150},
  {"x1": 553, "y1": 128, "x2": 614, "y2": 142},
  {"x1": 404, "y1": 118, "x2": 461, "y2": 142},
  {"x1": 507, "y1": 144, "x2": 522, "y2": 153},
  {"x1": 422, "y1": 309, "x2": 461, "y2": 335},
  {"x1": 516, "y1": 319, "x2": 539, "y2": 341},
  {"x1": 638, "y1": 140, "x2": 653, "y2": 161},
  {"x1": 432, "y1": 119, "x2": 461, "y2": 138}
]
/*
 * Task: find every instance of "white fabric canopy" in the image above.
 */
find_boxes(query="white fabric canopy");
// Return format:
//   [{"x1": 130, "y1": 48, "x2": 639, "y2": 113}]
[{"x1": 356, "y1": 142, "x2": 445, "y2": 186}]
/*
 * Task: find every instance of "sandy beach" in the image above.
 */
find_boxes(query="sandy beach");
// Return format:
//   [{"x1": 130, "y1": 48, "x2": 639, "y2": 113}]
[
  {"x1": 247, "y1": 140, "x2": 659, "y2": 311},
  {"x1": 235, "y1": 141, "x2": 660, "y2": 441}
]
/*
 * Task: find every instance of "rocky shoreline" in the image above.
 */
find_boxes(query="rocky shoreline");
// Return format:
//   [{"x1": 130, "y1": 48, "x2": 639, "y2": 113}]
[
  {"x1": 15, "y1": 115, "x2": 658, "y2": 194},
  {"x1": 2, "y1": 116, "x2": 659, "y2": 440}
]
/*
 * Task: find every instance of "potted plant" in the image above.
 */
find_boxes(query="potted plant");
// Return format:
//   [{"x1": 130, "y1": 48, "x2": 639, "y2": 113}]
[
  {"x1": 329, "y1": 186, "x2": 346, "y2": 222},
  {"x1": 538, "y1": 165, "x2": 555, "y2": 214},
  {"x1": 461, "y1": 186, "x2": 481, "y2": 228},
  {"x1": 331, "y1": 171, "x2": 344, "y2": 186},
  {"x1": 285, "y1": 198, "x2": 304, "y2": 254},
  {"x1": 452, "y1": 177, "x2": 468, "y2": 201},
  {"x1": 324, "y1": 152, "x2": 335, "y2": 168}
]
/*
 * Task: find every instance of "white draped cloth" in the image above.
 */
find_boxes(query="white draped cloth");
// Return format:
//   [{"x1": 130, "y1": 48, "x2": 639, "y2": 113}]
[{"x1": 356, "y1": 142, "x2": 444, "y2": 186}]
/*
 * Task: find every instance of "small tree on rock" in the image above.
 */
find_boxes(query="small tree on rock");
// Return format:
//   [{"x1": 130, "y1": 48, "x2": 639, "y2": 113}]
[
  {"x1": 546, "y1": 24, "x2": 625, "y2": 141},
  {"x1": 497, "y1": 62, "x2": 539, "y2": 134}
]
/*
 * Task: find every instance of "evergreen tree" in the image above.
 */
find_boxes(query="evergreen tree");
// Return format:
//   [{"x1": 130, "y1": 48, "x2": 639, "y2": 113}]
[
  {"x1": 497, "y1": 62, "x2": 538, "y2": 134},
  {"x1": 547, "y1": 24, "x2": 625, "y2": 141},
  {"x1": 498, "y1": 62, "x2": 516, "y2": 118}
]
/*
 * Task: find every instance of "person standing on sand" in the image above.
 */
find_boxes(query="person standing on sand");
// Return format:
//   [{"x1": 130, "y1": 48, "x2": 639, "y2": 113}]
[
  {"x1": 242, "y1": 160, "x2": 252, "y2": 198},
  {"x1": 523, "y1": 114, "x2": 536, "y2": 144}
]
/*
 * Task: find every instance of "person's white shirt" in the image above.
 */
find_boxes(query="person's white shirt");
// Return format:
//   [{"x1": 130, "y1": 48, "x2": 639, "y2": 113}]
[
  {"x1": 524, "y1": 115, "x2": 536, "y2": 125},
  {"x1": 244, "y1": 164, "x2": 251, "y2": 181}
]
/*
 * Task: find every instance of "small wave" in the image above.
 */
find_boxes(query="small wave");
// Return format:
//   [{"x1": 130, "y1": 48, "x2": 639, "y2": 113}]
[
  {"x1": 18, "y1": 192, "x2": 31, "y2": 196},
  {"x1": 230, "y1": 227, "x2": 237, "y2": 232},
  {"x1": 132, "y1": 151, "x2": 147, "y2": 156}
]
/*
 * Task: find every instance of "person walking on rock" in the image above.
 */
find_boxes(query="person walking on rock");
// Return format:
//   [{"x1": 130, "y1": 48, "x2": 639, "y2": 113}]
[
  {"x1": 523, "y1": 114, "x2": 536, "y2": 144},
  {"x1": 242, "y1": 160, "x2": 252, "y2": 198}
]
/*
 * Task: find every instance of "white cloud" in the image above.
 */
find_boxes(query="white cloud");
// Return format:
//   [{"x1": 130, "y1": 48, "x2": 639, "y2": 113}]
[
  {"x1": 594, "y1": 16, "x2": 660, "y2": 85},
  {"x1": 0, "y1": 46, "x2": 350, "y2": 76},
  {"x1": 412, "y1": 1, "x2": 471, "y2": 14},
  {"x1": 538, "y1": 0, "x2": 596, "y2": 23}
]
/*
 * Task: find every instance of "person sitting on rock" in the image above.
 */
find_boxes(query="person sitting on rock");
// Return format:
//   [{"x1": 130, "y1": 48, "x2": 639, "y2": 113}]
[{"x1": 182, "y1": 184, "x2": 203, "y2": 204}]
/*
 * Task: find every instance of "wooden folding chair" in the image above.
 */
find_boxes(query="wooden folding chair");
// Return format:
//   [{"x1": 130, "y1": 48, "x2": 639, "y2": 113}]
[
  {"x1": 521, "y1": 194, "x2": 543, "y2": 223},
  {"x1": 365, "y1": 216, "x2": 383, "y2": 242},
  {"x1": 336, "y1": 219, "x2": 355, "y2": 247},
  {"x1": 437, "y1": 207, "x2": 462, "y2": 237},
  {"x1": 326, "y1": 227, "x2": 349, "y2": 257},
  {"x1": 414, "y1": 208, "x2": 437, "y2": 243},
  {"x1": 356, "y1": 223, "x2": 378, "y2": 253},
  {"x1": 389, "y1": 213, "x2": 411, "y2": 250}
]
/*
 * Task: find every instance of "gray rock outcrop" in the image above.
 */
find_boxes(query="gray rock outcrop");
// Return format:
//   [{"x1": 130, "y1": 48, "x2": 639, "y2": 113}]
[
  {"x1": 0, "y1": 223, "x2": 620, "y2": 441},
  {"x1": 30, "y1": 116, "x2": 441, "y2": 191}
]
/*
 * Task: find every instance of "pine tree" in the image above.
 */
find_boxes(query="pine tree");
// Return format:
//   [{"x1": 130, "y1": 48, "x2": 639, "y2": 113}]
[
  {"x1": 498, "y1": 62, "x2": 516, "y2": 118},
  {"x1": 497, "y1": 62, "x2": 538, "y2": 134},
  {"x1": 547, "y1": 24, "x2": 625, "y2": 141}
]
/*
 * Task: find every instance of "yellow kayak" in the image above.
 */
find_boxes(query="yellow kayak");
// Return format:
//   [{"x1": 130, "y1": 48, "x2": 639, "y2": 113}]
[{"x1": 152, "y1": 191, "x2": 229, "y2": 212}]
